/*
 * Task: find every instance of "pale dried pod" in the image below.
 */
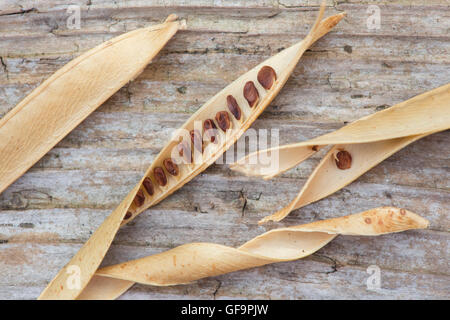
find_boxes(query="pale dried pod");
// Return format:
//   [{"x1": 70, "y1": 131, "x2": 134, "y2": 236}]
[
  {"x1": 0, "y1": 15, "x2": 184, "y2": 195},
  {"x1": 39, "y1": 3, "x2": 347, "y2": 300},
  {"x1": 78, "y1": 207, "x2": 428, "y2": 299},
  {"x1": 231, "y1": 83, "x2": 450, "y2": 224}
]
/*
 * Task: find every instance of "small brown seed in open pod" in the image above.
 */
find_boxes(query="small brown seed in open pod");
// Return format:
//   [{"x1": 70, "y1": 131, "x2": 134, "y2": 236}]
[
  {"x1": 243, "y1": 81, "x2": 259, "y2": 107},
  {"x1": 335, "y1": 150, "x2": 352, "y2": 170},
  {"x1": 226, "y1": 95, "x2": 241, "y2": 120},
  {"x1": 133, "y1": 189, "x2": 145, "y2": 207},
  {"x1": 154, "y1": 167, "x2": 167, "y2": 186},
  {"x1": 142, "y1": 177, "x2": 154, "y2": 196},
  {"x1": 257, "y1": 66, "x2": 277, "y2": 90},
  {"x1": 215, "y1": 111, "x2": 231, "y2": 132},
  {"x1": 163, "y1": 158, "x2": 179, "y2": 176}
]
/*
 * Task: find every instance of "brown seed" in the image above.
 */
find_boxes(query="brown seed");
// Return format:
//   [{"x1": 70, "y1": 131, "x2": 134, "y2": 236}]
[
  {"x1": 143, "y1": 177, "x2": 154, "y2": 196},
  {"x1": 257, "y1": 66, "x2": 277, "y2": 90},
  {"x1": 227, "y1": 95, "x2": 241, "y2": 120},
  {"x1": 190, "y1": 129, "x2": 203, "y2": 152},
  {"x1": 365, "y1": 217, "x2": 372, "y2": 224},
  {"x1": 133, "y1": 189, "x2": 145, "y2": 207},
  {"x1": 243, "y1": 81, "x2": 259, "y2": 107},
  {"x1": 311, "y1": 145, "x2": 318, "y2": 151},
  {"x1": 177, "y1": 140, "x2": 192, "y2": 163},
  {"x1": 215, "y1": 111, "x2": 231, "y2": 132},
  {"x1": 203, "y1": 119, "x2": 218, "y2": 143},
  {"x1": 154, "y1": 167, "x2": 167, "y2": 186},
  {"x1": 335, "y1": 150, "x2": 352, "y2": 170},
  {"x1": 163, "y1": 158, "x2": 179, "y2": 176},
  {"x1": 124, "y1": 211, "x2": 132, "y2": 220}
]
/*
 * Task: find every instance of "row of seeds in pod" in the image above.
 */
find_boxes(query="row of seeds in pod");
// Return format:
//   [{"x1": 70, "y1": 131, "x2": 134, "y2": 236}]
[{"x1": 124, "y1": 65, "x2": 277, "y2": 220}]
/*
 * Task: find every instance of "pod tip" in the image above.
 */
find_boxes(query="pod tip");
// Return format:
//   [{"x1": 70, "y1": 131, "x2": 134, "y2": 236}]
[{"x1": 165, "y1": 14, "x2": 178, "y2": 22}]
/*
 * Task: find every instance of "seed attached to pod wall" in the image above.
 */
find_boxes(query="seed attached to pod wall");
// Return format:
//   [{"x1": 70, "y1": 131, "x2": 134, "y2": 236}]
[
  {"x1": 226, "y1": 95, "x2": 241, "y2": 120},
  {"x1": 243, "y1": 81, "x2": 259, "y2": 107},
  {"x1": 203, "y1": 119, "x2": 218, "y2": 143},
  {"x1": 163, "y1": 158, "x2": 179, "y2": 176},
  {"x1": 133, "y1": 190, "x2": 145, "y2": 207},
  {"x1": 143, "y1": 177, "x2": 154, "y2": 196},
  {"x1": 215, "y1": 111, "x2": 231, "y2": 132},
  {"x1": 190, "y1": 130, "x2": 203, "y2": 152},
  {"x1": 335, "y1": 150, "x2": 352, "y2": 170},
  {"x1": 154, "y1": 167, "x2": 168, "y2": 186},
  {"x1": 257, "y1": 66, "x2": 277, "y2": 90}
]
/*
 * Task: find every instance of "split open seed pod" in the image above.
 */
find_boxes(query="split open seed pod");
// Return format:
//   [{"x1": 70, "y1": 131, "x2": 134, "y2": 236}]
[
  {"x1": 75, "y1": 207, "x2": 428, "y2": 300},
  {"x1": 230, "y1": 83, "x2": 450, "y2": 223},
  {"x1": 0, "y1": 15, "x2": 185, "y2": 194},
  {"x1": 38, "y1": 3, "x2": 346, "y2": 300}
]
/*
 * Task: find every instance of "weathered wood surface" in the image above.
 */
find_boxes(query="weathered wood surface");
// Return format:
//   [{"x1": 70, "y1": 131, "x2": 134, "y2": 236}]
[{"x1": 0, "y1": 0, "x2": 449, "y2": 300}]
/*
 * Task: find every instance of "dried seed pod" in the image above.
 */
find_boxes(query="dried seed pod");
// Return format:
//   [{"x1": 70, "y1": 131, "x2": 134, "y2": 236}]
[
  {"x1": 0, "y1": 16, "x2": 184, "y2": 196},
  {"x1": 243, "y1": 81, "x2": 259, "y2": 107},
  {"x1": 153, "y1": 167, "x2": 167, "y2": 186},
  {"x1": 133, "y1": 189, "x2": 145, "y2": 207},
  {"x1": 215, "y1": 111, "x2": 231, "y2": 132},
  {"x1": 226, "y1": 95, "x2": 241, "y2": 120},
  {"x1": 232, "y1": 83, "x2": 450, "y2": 224},
  {"x1": 335, "y1": 150, "x2": 352, "y2": 170},
  {"x1": 40, "y1": 5, "x2": 348, "y2": 300},
  {"x1": 177, "y1": 140, "x2": 192, "y2": 163},
  {"x1": 257, "y1": 66, "x2": 277, "y2": 89},
  {"x1": 190, "y1": 130, "x2": 203, "y2": 153},
  {"x1": 123, "y1": 212, "x2": 132, "y2": 220},
  {"x1": 89, "y1": 207, "x2": 428, "y2": 299},
  {"x1": 163, "y1": 158, "x2": 179, "y2": 176},
  {"x1": 203, "y1": 119, "x2": 218, "y2": 143},
  {"x1": 142, "y1": 177, "x2": 154, "y2": 196}
]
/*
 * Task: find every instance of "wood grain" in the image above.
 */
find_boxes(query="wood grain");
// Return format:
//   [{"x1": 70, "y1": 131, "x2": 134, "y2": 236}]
[{"x1": 0, "y1": 0, "x2": 449, "y2": 299}]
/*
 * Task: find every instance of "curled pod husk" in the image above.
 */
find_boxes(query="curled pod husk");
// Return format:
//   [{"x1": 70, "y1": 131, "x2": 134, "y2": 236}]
[
  {"x1": 76, "y1": 207, "x2": 428, "y2": 300},
  {"x1": 0, "y1": 15, "x2": 184, "y2": 194},
  {"x1": 38, "y1": 4, "x2": 345, "y2": 300},
  {"x1": 230, "y1": 83, "x2": 450, "y2": 223}
]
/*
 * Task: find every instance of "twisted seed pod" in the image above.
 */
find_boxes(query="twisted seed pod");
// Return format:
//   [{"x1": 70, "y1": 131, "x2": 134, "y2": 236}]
[
  {"x1": 38, "y1": 3, "x2": 345, "y2": 300},
  {"x1": 0, "y1": 15, "x2": 184, "y2": 194},
  {"x1": 76, "y1": 207, "x2": 428, "y2": 300},
  {"x1": 230, "y1": 83, "x2": 450, "y2": 223}
]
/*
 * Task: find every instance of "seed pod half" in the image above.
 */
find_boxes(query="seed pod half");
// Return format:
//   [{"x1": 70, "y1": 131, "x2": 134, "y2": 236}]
[
  {"x1": 87, "y1": 207, "x2": 428, "y2": 299},
  {"x1": 0, "y1": 15, "x2": 185, "y2": 196},
  {"x1": 215, "y1": 111, "x2": 231, "y2": 132},
  {"x1": 257, "y1": 66, "x2": 277, "y2": 89},
  {"x1": 231, "y1": 83, "x2": 450, "y2": 224},
  {"x1": 243, "y1": 81, "x2": 259, "y2": 107},
  {"x1": 153, "y1": 167, "x2": 167, "y2": 186},
  {"x1": 227, "y1": 95, "x2": 242, "y2": 120},
  {"x1": 163, "y1": 158, "x2": 179, "y2": 176}
]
